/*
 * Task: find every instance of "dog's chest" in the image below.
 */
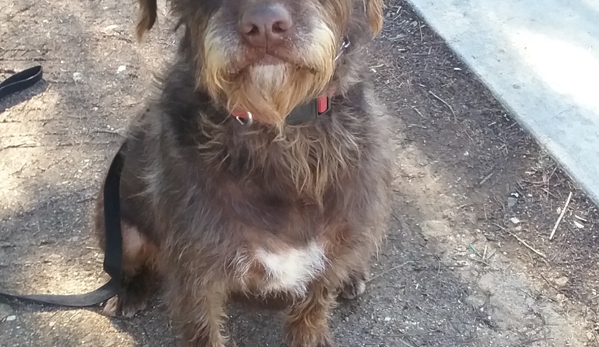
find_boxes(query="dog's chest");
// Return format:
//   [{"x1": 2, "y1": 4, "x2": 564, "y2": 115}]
[{"x1": 240, "y1": 241, "x2": 326, "y2": 295}]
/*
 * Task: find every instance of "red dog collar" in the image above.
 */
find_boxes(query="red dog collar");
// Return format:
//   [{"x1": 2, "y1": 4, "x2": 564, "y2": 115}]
[{"x1": 232, "y1": 94, "x2": 331, "y2": 125}]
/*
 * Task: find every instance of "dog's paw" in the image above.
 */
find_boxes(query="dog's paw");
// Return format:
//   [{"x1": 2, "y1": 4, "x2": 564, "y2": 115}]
[
  {"x1": 102, "y1": 296, "x2": 120, "y2": 317},
  {"x1": 339, "y1": 272, "x2": 367, "y2": 300},
  {"x1": 102, "y1": 292, "x2": 148, "y2": 318}
]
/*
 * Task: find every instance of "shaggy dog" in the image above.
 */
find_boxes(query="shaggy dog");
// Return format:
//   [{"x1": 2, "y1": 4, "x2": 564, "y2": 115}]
[{"x1": 95, "y1": 0, "x2": 394, "y2": 346}]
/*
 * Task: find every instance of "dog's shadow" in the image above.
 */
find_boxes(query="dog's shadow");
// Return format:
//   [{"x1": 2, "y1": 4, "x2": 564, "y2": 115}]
[
  {"x1": 109, "y1": 296, "x2": 287, "y2": 347},
  {"x1": 109, "y1": 295, "x2": 364, "y2": 347}
]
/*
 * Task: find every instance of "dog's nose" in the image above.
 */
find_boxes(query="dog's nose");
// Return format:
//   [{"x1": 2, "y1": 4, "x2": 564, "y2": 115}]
[{"x1": 240, "y1": 3, "x2": 293, "y2": 48}]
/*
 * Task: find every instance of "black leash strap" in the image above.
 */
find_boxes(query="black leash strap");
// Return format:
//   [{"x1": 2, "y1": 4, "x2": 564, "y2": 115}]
[
  {"x1": 0, "y1": 66, "x2": 124, "y2": 308},
  {"x1": 0, "y1": 66, "x2": 43, "y2": 100},
  {"x1": 0, "y1": 142, "x2": 126, "y2": 307}
]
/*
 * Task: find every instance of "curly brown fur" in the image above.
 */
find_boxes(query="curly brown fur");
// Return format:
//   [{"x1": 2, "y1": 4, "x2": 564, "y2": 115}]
[{"x1": 94, "y1": 0, "x2": 393, "y2": 346}]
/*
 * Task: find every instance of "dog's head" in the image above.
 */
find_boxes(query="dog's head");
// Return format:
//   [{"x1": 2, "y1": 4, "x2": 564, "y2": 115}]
[{"x1": 136, "y1": 0, "x2": 383, "y2": 124}]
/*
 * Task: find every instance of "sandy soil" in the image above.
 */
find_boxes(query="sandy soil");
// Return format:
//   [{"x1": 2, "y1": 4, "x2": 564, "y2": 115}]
[{"x1": 1, "y1": 0, "x2": 598, "y2": 346}]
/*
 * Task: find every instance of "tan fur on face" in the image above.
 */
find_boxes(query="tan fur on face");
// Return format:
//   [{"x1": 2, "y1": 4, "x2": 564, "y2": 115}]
[
  {"x1": 201, "y1": 5, "x2": 340, "y2": 124},
  {"x1": 132, "y1": 0, "x2": 365, "y2": 124},
  {"x1": 365, "y1": 0, "x2": 384, "y2": 37}
]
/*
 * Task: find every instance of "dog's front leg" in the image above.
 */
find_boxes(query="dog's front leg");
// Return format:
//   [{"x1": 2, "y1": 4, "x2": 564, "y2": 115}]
[
  {"x1": 285, "y1": 283, "x2": 338, "y2": 347},
  {"x1": 168, "y1": 281, "x2": 229, "y2": 347}
]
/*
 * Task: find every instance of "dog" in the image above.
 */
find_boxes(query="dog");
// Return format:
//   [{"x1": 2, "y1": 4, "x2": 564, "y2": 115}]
[{"x1": 94, "y1": 0, "x2": 393, "y2": 346}]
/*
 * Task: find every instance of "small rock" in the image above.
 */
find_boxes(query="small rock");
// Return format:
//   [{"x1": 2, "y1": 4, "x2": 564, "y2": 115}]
[
  {"x1": 573, "y1": 221, "x2": 584, "y2": 229},
  {"x1": 507, "y1": 196, "x2": 518, "y2": 208},
  {"x1": 455, "y1": 260, "x2": 470, "y2": 267},
  {"x1": 49, "y1": 321, "x2": 56, "y2": 327},
  {"x1": 554, "y1": 277, "x2": 569, "y2": 287},
  {"x1": 465, "y1": 293, "x2": 486, "y2": 309},
  {"x1": 384, "y1": 317, "x2": 391, "y2": 322},
  {"x1": 6, "y1": 315, "x2": 16, "y2": 322},
  {"x1": 0, "y1": 303, "x2": 13, "y2": 320},
  {"x1": 117, "y1": 65, "x2": 126, "y2": 73},
  {"x1": 72, "y1": 72, "x2": 82, "y2": 82},
  {"x1": 509, "y1": 217, "x2": 520, "y2": 224},
  {"x1": 103, "y1": 24, "x2": 119, "y2": 32}
]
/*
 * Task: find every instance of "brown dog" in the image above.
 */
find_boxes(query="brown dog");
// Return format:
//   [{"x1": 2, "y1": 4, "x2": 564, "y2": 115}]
[{"x1": 94, "y1": 0, "x2": 393, "y2": 346}]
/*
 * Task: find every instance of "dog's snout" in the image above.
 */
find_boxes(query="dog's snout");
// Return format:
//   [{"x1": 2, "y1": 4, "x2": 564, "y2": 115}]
[{"x1": 240, "y1": 3, "x2": 293, "y2": 48}]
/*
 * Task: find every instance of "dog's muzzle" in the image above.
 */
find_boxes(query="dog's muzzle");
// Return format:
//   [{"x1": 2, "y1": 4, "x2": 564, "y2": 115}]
[{"x1": 232, "y1": 37, "x2": 350, "y2": 126}]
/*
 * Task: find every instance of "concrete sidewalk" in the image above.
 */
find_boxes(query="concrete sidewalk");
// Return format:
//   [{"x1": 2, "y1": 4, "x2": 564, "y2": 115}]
[{"x1": 405, "y1": 0, "x2": 599, "y2": 204}]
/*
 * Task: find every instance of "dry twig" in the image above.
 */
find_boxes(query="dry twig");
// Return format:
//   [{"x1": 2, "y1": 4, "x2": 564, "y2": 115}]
[
  {"x1": 428, "y1": 90, "x2": 457, "y2": 122},
  {"x1": 366, "y1": 261, "x2": 415, "y2": 283},
  {"x1": 411, "y1": 106, "x2": 426, "y2": 118},
  {"x1": 493, "y1": 223, "x2": 546, "y2": 259},
  {"x1": 508, "y1": 231, "x2": 547, "y2": 259},
  {"x1": 549, "y1": 191, "x2": 572, "y2": 240},
  {"x1": 479, "y1": 172, "x2": 494, "y2": 185}
]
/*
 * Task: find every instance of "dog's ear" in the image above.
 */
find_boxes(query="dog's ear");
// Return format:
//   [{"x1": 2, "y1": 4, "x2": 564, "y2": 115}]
[
  {"x1": 365, "y1": 0, "x2": 384, "y2": 37},
  {"x1": 136, "y1": 0, "x2": 158, "y2": 40}
]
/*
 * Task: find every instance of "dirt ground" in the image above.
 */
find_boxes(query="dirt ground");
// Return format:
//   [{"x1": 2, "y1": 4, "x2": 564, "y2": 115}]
[{"x1": 1, "y1": 0, "x2": 599, "y2": 346}]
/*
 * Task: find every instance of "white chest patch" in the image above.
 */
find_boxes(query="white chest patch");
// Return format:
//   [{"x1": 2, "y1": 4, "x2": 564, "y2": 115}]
[{"x1": 255, "y1": 241, "x2": 326, "y2": 295}]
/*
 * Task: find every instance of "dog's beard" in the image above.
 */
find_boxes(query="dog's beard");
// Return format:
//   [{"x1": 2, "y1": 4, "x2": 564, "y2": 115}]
[
  {"x1": 250, "y1": 64, "x2": 287, "y2": 91},
  {"x1": 201, "y1": 20, "x2": 337, "y2": 124},
  {"x1": 203, "y1": 63, "x2": 334, "y2": 124},
  {"x1": 231, "y1": 64, "x2": 332, "y2": 124}
]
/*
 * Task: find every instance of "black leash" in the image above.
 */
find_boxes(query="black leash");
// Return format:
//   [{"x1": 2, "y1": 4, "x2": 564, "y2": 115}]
[
  {"x1": 0, "y1": 66, "x2": 124, "y2": 308},
  {"x1": 0, "y1": 66, "x2": 43, "y2": 100}
]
